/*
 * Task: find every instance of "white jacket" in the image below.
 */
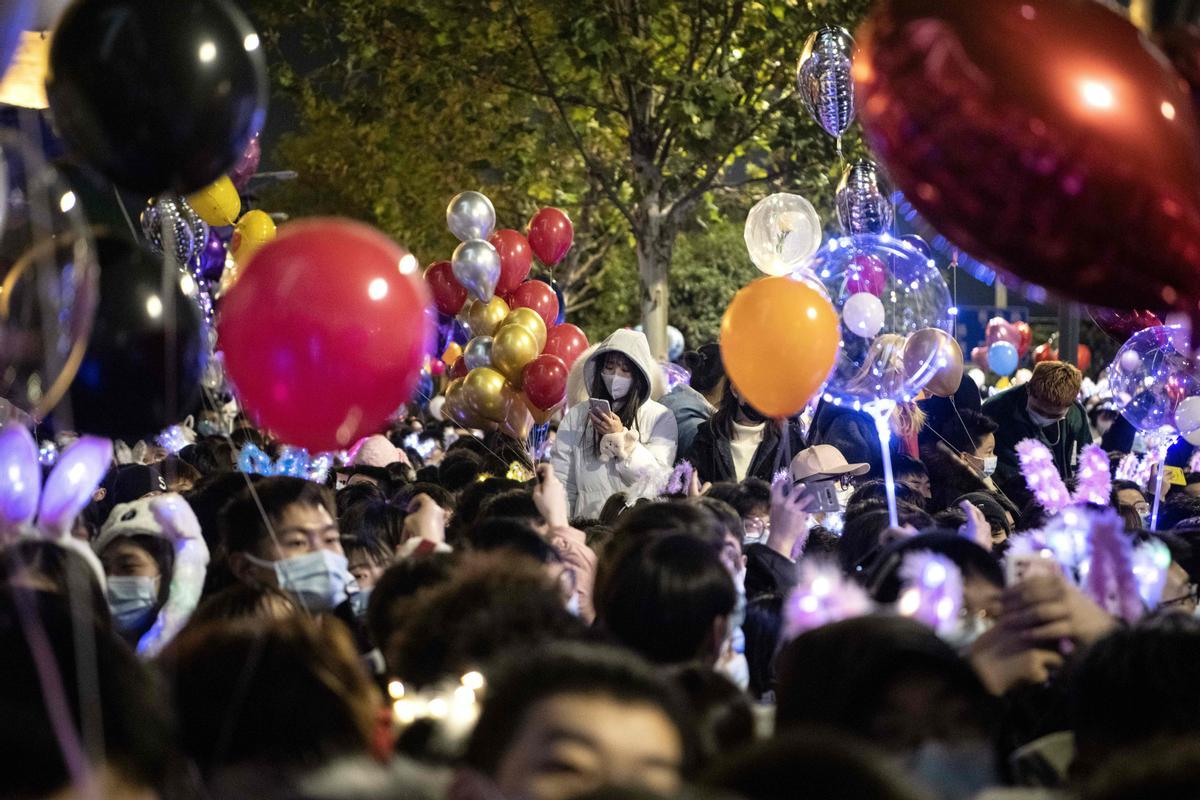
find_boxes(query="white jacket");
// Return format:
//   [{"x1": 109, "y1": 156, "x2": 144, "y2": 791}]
[{"x1": 551, "y1": 329, "x2": 678, "y2": 517}]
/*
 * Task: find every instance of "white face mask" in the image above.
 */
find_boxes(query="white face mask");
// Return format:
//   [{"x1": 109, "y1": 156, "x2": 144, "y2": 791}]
[
  {"x1": 980, "y1": 455, "x2": 998, "y2": 477},
  {"x1": 603, "y1": 373, "x2": 632, "y2": 401}
]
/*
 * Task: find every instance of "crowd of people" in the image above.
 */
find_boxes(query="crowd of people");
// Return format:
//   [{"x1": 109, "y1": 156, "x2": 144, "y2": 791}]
[{"x1": 7, "y1": 327, "x2": 1200, "y2": 800}]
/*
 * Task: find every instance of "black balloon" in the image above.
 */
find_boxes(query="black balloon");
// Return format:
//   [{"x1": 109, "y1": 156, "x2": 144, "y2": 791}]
[
  {"x1": 46, "y1": 0, "x2": 268, "y2": 195},
  {"x1": 67, "y1": 235, "x2": 207, "y2": 441}
]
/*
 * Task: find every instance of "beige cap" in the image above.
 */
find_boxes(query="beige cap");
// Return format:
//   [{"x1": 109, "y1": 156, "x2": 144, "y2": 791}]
[{"x1": 789, "y1": 445, "x2": 870, "y2": 483}]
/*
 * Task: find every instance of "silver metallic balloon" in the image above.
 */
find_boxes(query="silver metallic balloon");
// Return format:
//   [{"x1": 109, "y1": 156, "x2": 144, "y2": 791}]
[
  {"x1": 836, "y1": 160, "x2": 894, "y2": 236},
  {"x1": 463, "y1": 335, "x2": 494, "y2": 371},
  {"x1": 446, "y1": 190, "x2": 496, "y2": 242},
  {"x1": 452, "y1": 238, "x2": 501, "y2": 303},
  {"x1": 140, "y1": 194, "x2": 196, "y2": 263},
  {"x1": 796, "y1": 27, "x2": 856, "y2": 139},
  {"x1": 178, "y1": 197, "x2": 209, "y2": 255}
]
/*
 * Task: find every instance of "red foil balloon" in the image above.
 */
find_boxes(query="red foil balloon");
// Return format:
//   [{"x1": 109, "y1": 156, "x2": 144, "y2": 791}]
[
  {"x1": 970, "y1": 345, "x2": 989, "y2": 372},
  {"x1": 522, "y1": 354, "x2": 569, "y2": 411},
  {"x1": 543, "y1": 323, "x2": 589, "y2": 369},
  {"x1": 527, "y1": 207, "x2": 574, "y2": 267},
  {"x1": 425, "y1": 260, "x2": 468, "y2": 316},
  {"x1": 1033, "y1": 342, "x2": 1091, "y2": 372},
  {"x1": 855, "y1": 0, "x2": 1200, "y2": 314},
  {"x1": 489, "y1": 229, "x2": 533, "y2": 295},
  {"x1": 845, "y1": 254, "x2": 887, "y2": 296},
  {"x1": 218, "y1": 219, "x2": 432, "y2": 452},
  {"x1": 510, "y1": 279, "x2": 560, "y2": 329},
  {"x1": 449, "y1": 356, "x2": 469, "y2": 380},
  {"x1": 1087, "y1": 306, "x2": 1165, "y2": 340},
  {"x1": 985, "y1": 317, "x2": 1020, "y2": 348},
  {"x1": 1014, "y1": 321, "x2": 1033, "y2": 357}
]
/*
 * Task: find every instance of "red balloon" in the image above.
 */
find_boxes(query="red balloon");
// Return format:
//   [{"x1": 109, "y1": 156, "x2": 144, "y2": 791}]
[
  {"x1": 489, "y1": 229, "x2": 533, "y2": 295},
  {"x1": 429, "y1": 358, "x2": 445, "y2": 377},
  {"x1": 1087, "y1": 306, "x2": 1164, "y2": 340},
  {"x1": 544, "y1": 323, "x2": 589, "y2": 369},
  {"x1": 522, "y1": 354, "x2": 569, "y2": 411},
  {"x1": 449, "y1": 356, "x2": 469, "y2": 380},
  {"x1": 218, "y1": 219, "x2": 431, "y2": 452},
  {"x1": 527, "y1": 207, "x2": 574, "y2": 267},
  {"x1": 845, "y1": 254, "x2": 887, "y2": 296},
  {"x1": 425, "y1": 260, "x2": 467, "y2": 316},
  {"x1": 985, "y1": 317, "x2": 1020, "y2": 348},
  {"x1": 856, "y1": 0, "x2": 1200, "y2": 314},
  {"x1": 1032, "y1": 342, "x2": 1091, "y2": 372},
  {"x1": 510, "y1": 280, "x2": 560, "y2": 329},
  {"x1": 970, "y1": 345, "x2": 989, "y2": 372},
  {"x1": 1014, "y1": 321, "x2": 1033, "y2": 358}
]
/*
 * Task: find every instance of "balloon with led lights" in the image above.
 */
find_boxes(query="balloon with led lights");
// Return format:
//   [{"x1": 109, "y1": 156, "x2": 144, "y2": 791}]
[
  {"x1": 803, "y1": 234, "x2": 953, "y2": 408},
  {"x1": 218, "y1": 219, "x2": 431, "y2": 452},
  {"x1": 1176, "y1": 396, "x2": 1200, "y2": 446},
  {"x1": 1108, "y1": 325, "x2": 1200, "y2": 434},
  {"x1": 744, "y1": 193, "x2": 822, "y2": 276}
]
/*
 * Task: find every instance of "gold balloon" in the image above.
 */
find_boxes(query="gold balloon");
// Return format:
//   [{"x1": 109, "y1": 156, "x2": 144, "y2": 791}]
[
  {"x1": 491, "y1": 323, "x2": 540, "y2": 387},
  {"x1": 498, "y1": 387, "x2": 534, "y2": 441},
  {"x1": 443, "y1": 378, "x2": 477, "y2": 428},
  {"x1": 902, "y1": 328, "x2": 964, "y2": 398},
  {"x1": 502, "y1": 306, "x2": 548, "y2": 351},
  {"x1": 186, "y1": 175, "x2": 241, "y2": 227},
  {"x1": 467, "y1": 296, "x2": 510, "y2": 337},
  {"x1": 463, "y1": 366, "x2": 509, "y2": 421},
  {"x1": 232, "y1": 209, "x2": 277, "y2": 267}
]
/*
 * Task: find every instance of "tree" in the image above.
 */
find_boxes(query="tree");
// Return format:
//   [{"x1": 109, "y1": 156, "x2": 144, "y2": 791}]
[{"x1": 250, "y1": 0, "x2": 872, "y2": 356}]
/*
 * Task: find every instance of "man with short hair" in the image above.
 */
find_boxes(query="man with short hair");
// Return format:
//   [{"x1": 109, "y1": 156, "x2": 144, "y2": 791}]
[
  {"x1": 982, "y1": 361, "x2": 1093, "y2": 493},
  {"x1": 219, "y1": 476, "x2": 355, "y2": 612}
]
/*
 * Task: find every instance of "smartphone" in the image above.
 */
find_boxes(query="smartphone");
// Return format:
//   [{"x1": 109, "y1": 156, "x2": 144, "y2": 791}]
[
  {"x1": 1005, "y1": 548, "x2": 1061, "y2": 586},
  {"x1": 589, "y1": 398, "x2": 612, "y2": 416},
  {"x1": 795, "y1": 479, "x2": 841, "y2": 514}
]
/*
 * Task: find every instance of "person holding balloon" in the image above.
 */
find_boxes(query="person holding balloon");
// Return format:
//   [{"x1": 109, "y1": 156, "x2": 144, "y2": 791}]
[
  {"x1": 982, "y1": 362, "x2": 1093, "y2": 497},
  {"x1": 550, "y1": 330, "x2": 678, "y2": 517}
]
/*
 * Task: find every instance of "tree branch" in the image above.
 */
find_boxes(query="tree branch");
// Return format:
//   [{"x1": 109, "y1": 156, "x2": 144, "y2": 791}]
[{"x1": 504, "y1": 0, "x2": 637, "y2": 228}]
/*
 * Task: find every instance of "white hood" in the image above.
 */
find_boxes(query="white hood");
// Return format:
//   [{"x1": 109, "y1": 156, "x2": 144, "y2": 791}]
[{"x1": 580, "y1": 329, "x2": 666, "y2": 402}]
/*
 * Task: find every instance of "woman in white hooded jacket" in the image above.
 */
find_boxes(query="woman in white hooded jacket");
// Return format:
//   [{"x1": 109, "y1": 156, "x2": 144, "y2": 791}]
[{"x1": 551, "y1": 329, "x2": 678, "y2": 518}]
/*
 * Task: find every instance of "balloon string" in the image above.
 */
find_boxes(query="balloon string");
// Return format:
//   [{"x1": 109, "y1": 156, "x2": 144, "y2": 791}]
[{"x1": 112, "y1": 188, "x2": 140, "y2": 241}]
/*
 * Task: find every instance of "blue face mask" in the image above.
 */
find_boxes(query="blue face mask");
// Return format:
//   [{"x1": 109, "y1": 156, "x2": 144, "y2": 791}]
[
  {"x1": 106, "y1": 576, "x2": 159, "y2": 632},
  {"x1": 350, "y1": 588, "x2": 372, "y2": 619},
  {"x1": 248, "y1": 550, "x2": 355, "y2": 613}
]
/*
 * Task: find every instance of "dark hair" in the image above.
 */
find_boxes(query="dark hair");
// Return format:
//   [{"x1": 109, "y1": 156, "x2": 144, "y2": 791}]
[
  {"x1": 468, "y1": 518, "x2": 559, "y2": 564},
  {"x1": 935, "y1": 409, "x2": 998, "y2": 455},
  {"x1": 0, "y1": 540, "x2": 111, "y2": 631},
  {"x1": 1109, "y1": 479, "x2": 1146, "y2": 508},
  {"x1": 709, "y1": 382, "x2": 745, "y2": 440},
  {"x1": 339, "y1": 499, "x2": 405, "y2": 553},
  {"x1": 438, "y1": 449, "x2": 485, "y2": 492},
  {"x1": 365, "y1": 553, "x2": 457, "y2": 653},
  {"x1": 219, "y1": 477, "x2": 335, "y2": 558},
  {"x1": 608, "y1": 500, "x2": 727, "y2": 555},
  {"x1": 1157, "y1": 530, "x2": 1200, "y2": 580},
  {"x1": 868, "y1": 532, "x2": 1005, "y2": 603},
  {"x1": 666, "y1": 665, "x2": 755, "y2": 769},
  {"x1": 681, "y1": 343, "x2": 725, "y2": 394},
  {"x1": 185, "y1": 471, "x2": 260, "y2": 552},
  {"x1": 335, "y1": 481, "x2": 386, "y2": 517},
  {"x1": 448, "y1": 478, "x2": 522, "y2": 546},
  {"x1": 703, "y1": 726, "x2": 926, "y2": 800},
  {"x1": 839, "y1": 507, "x2": 935, "y2": 576},
  {"x1": 392, "y1": 482, "x2": 454, "y2": 511},
  {"x1": 161, "y1": 615, "x2": 378, "y2": 775},
  {"x1": 1158, "y1": 494, "x2": 1200, "y2": 531},
  {"x1": 187, "y1": 582, "x2": 303, "y2": 627},
  {"x1": 464, "y1": 642, "x2": 695, "y2": 777},
  {"x1": 479, "y1": 489, "x2": 544, "y2": 527},
  {"x1": 846, "y1": 480, "x2": 927, "y2": 517},
  {"x1": 587, "y1": 351, "x2": 650, "y2": 455},
  {"x1": 775, "y1": 616, "x2": 993, "y2": 749},
  {"x1": 600, "y1": 492, "x2": 631, "y2": 525},
  {"x1": 1081, "y1": 739, "x2": 1200, "y2": 800},
  {"x1": 956, "y1": 491, "x2": 1012, "y2": 538},
  {"x1": 1070, "y1": 613, "x2": 1200, "y2": 780},
  {"x1": 890, "y1": 454, "x2": 928, "y2": 482},
  {"x1": 692, "y1": 496, "x2": 745, "y2": 549},
  {"x1": 0, "y1": 590, "x2": 171, "y2": 799},
  {"x1": 595, "y1": 532, "x2": 736, "y2": 665},
  {"x1": 385, "y1": 552, "x2": 585, "y2": 686}
]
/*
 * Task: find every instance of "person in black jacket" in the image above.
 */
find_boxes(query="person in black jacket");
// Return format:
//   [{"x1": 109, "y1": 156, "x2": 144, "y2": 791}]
[{"x1": 686, "y1": 384, "x2": 806, "y2": 485}]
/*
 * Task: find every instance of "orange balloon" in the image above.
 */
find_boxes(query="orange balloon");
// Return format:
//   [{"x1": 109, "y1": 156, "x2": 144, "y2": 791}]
[
  {"x1": 442, "y1": 342, "x2": 463, "y2": 365},
  {"x1": 720, "y1": 276, "x2": 838, "y2": 418}
]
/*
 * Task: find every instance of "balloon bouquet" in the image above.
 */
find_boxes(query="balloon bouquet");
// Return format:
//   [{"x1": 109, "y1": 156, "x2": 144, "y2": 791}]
[
  {"x1": 1106, "y1": 325, "x2": 1200, "y2": 527},
  {"x1": 428, "y1": 193, "x2": 589, "y2": 457},
  {"x1": 970, "y1": 317, "x2": 1028, "y2": 388}
]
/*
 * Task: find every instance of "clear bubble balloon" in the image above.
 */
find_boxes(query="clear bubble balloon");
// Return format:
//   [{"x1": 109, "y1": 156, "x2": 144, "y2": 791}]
[
  {"x1": 1176, "y1": 396, "x2": 1200, "y2": 446},
  {"x1": 744, "y1": 193, "x2": 822, "y2": 276},
  {"x1": 1107, "y1": 325, "x2": 1200, "y2": 434},
  {"x1": 800, "y1": 234, "x2": 952, "y2": 409},
  {"x1": 0, "y1": 132, "x2": 99, "y2": 426}
]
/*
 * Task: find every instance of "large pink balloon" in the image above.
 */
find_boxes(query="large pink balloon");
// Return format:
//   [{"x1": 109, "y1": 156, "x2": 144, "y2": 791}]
[
  {"x1": 855, "y1": 0, "x2": 1200, "y2": 315},
  {"x1": 218, "y1": 219, "x2": 432, "y2": 452}
]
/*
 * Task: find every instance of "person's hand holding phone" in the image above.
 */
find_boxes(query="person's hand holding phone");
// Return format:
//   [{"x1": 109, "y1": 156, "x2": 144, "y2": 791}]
[{"x1": 589, "y1": 402, "x2": 624, "y2": 436}]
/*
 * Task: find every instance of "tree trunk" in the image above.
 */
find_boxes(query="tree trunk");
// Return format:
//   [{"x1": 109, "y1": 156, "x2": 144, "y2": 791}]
[{"x1": 635, "y1": 203, "x2": 677, "y2": 360}]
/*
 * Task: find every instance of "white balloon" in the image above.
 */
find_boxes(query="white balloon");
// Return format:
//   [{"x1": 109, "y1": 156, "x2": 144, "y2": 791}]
[
  {"x1": 1176, "y1": 396, "x2": 1200, "y2": 446},
  {"x1": 744, "y1": 193, "x2": 822, "y2": 276},
  {"x1": 428, "y1": 396, "x2": 446, "y2": 422},
  {"x1": 1013, "y1": 368, "x2": 1032, "y2": 386},
  {"x1": 842, "y1": 292, "x2": 885, "y2": 339},
  {"x1": 968, "y1": 368, "x2": 986, "y2": 389}
]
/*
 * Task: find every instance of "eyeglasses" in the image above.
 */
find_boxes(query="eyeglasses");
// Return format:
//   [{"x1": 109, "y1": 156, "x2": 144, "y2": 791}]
[
  {"x1": 1162, "y1": 583, "x2": 1200, "y2": 608},
  {"x1": 743, "y1": 517, "x2": 770, "y2": 537}
]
